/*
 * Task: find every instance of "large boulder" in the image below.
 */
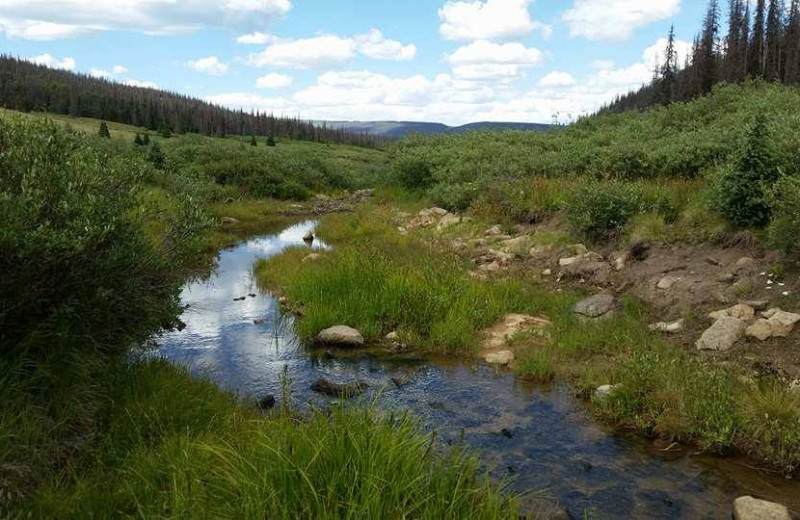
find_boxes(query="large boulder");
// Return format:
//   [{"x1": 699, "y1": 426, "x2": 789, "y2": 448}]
[
  {"x1": 419, "y1": 207, "x2": 449, "y2": 218},
  {"x1": 437, "y1": 213, "x2": 461, "y2": 230},
  {"x1": 766, "y1": 310, "x2": 800, "y2": 337},
  {"x1": 316, "y1": 326, "x2": 365, "y2": 347},
  {"x1": 696, "y1": 317, "x2": 746, "y2": 351},
  {"x1": 574, "y1": 294, "x2": 619, "y2": 320},
  {"x1": 733, "y1": 496, "x2": 791, "y2": 520}
]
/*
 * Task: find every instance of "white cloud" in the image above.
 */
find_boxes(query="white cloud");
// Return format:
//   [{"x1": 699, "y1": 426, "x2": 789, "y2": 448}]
[
  {"x1": 538, "y1": 71, "x2": 576, "y2": 88},
  {"x1": 256, "y1": 72, "x2": 294, "y2": 89},
  {"x1": 236, "y1": 31, "x2": 279, "y2": 44},
  {"x1": 447, "y1": 40, "x2": 543, "y2": 81},
  {"x1": 112, "y1": 64, "x2": 128, "y2": 74},
  {"x1": 187, "y1": 56, "x2": 229, "y2": 76},
  {"x1": 30, "y1": 53, "x2": 75, "y2": 70},
  {"x1": 563, "y1": 0, "x2": 681, "y2": 41},
  {"x1": 355, "y1": 29, "x2": 416, "y2": 61},
  {"x1": 91, "y1": 64, "x2": 128, "y2": 78},
  {"x1": 438, "y1": 0, "x2": 550, "y2": 42},
  {"x1": 447, "y1": 40, "x2": 543, "y2": 66},
  {"x1": 0, "y1": 0, "x2": 291, "y2": 40},
  {"x1": 247, "y1": 31, "x2": 415, "y2": 69},
  {"x1": 642, "y1": 36, "x2": 692, "y2": 70}
]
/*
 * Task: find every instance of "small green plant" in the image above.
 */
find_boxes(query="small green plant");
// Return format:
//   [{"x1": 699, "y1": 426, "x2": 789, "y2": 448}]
[
  {"x1": 266, "y1": 135, "x2": 276, "y2": 147},
  {"x1": 98, "y1": 121, "x2": 110, "y2": 138},
  {"x1": 134, "y1": 132, "x2": 143, "y2": 146},
  {"x1": 393, "y1": 157, "x2": 434, "y2": 191},
  {"x1": 517, "y1": 349, "x2": 555, "y2": 382},
  {"x1": 249, "y1": 134, "x2": 257, "y2": 146},
  {"x1": 767, "y1": 175, "x2": 800, "y2": 254},
  {"x1": 713, "y1": 114, "x2": 780, "y2": 228},
  {"x1": 147, "y1": 141, "x2": 167, "y2": 170}
]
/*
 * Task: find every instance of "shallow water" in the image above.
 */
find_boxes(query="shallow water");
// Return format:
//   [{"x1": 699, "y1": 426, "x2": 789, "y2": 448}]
[{"x1": 157, "y1": 220, "x2": 800, "y2": 519}]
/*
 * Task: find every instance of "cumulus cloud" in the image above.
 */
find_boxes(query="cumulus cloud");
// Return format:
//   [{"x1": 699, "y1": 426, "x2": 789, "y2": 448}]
[
  {"x1": 123, "y1": 78, "x2": 159, "y2": 89},
  {"x1": 187, "y1": 56, "x2": 229, "y2": 76},
  {"x1": 590, "y1": 59, "x2": 615, "y2": 70},
  {"x1": 236, "y1": 31, "x2": 280, "y2": 44},
  {"x1": 0, "y1": 0, "x2": 291, "y2": 40},
  {"x1": 538, "y1": 71, "x2": 576, "y2": 88},
  {"x1": 438, "y1": 0, "x2": 550, "y2": 42},
  {"x1": 446, "y1": 40, "x2": 543, "y2": 81},
  {"x1": 91, "y1": 64, "x2": 128, "y2": 78},
  {"x1": 246, "y1": 30, "x2": 415, "y2": 69},
  {"x1": 563, "y1": 0, "x2": 681, "y2": 41},
  {"x1": 112, "y1": 64, "x2": 128, "y2": 74},
  {"x1": 30, "y1": 53, "x2": 75, "y2": 70},
  {"x1": 256, "y1": 72, "x2": 294, "y2": 89}
]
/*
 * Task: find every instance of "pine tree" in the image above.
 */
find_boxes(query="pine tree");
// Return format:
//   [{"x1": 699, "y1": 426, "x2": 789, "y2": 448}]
[
  {"x1": 764, "y1": 0, "x2": 785, "y2": 80},
  {"x1": 697, "y1": 0, "x2": 721, "y2": 94},
  {"x1": 266, "y1": 135, "x2": 276, "y2": 147},
  {"x1": 785, "y1": 0, "x2": 800, "y2": 82},
  {"x1": 147, "y1": 142, "x2": 166, "y2": 170},
  {"x1": 159, "y1": 121, "x2": 172, "y2": 139},
  {"x1": 250, "y1": 134, "x2": 257, "y2": 146},
  {"x1": 142, "y1": 133, "x2": 151, "y2": 145},
  {"x1": 660, "y1": 26, "x2": 679, "y2": 104},
  {"x1": 134, "y1": 133, "x2": 143, "y2": 146},
  {"x1": 98, "y1": 121, "x2": 110, "y2": 138},
  {"x1": 748, "y1": 0, "x2": 768, "y2": 77},
  {"x1": 725, "y1": 0, "x2": 747, "y2": 81}
]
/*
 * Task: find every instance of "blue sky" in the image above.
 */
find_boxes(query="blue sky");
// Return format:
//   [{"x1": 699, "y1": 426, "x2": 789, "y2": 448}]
[{"x1": 1, "y1": 0, "x2": 709, "y2": 125}]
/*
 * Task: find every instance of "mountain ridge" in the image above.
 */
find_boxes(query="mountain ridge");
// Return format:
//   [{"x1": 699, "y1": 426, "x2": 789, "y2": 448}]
[{"x1": 319, "y1": 120, "x2": 554, "y2": 138}]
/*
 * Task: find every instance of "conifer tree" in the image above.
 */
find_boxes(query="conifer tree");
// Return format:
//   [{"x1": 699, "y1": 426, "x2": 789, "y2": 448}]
[
  {"x1": 764, "y1": 0, "x2": 786, "y2": 80},
  {"x1": 250, "y1": 134, "x2": 257, "y2": 146},
  {"x1": 266, "y1": 135, "x2": 276, "y2": 147},
  {"x1": 147, "y1": 141, "x2": 166, "y2": 170},
  {"x1": 785, "y1": 0, "x2": 800, "y2": 82},
  {"x1": 142, "y1": 133, "x2": 151, "y2": 145},
  {"x1": 134, "y1": 133, "x2": 143, "y2": 146},
  {"x1": 660, "y1": 26, "x2": 679, "y2": 104},
  {"x1": 98, "y1": 121, "x2": 110, "y2": 138},
  {"x1": 697, "y1": 0, "x2": 721, "y2": 94},
  {"x1": 748, "y1": 0, "x2": 768, "y2": 77}
]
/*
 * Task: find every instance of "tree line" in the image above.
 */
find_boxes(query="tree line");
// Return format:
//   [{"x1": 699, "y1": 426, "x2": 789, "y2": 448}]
[
  {"x1": 607, "y1": 0, "x2": 800, "y2": 112},
  {"x1": 0, "y1": 55, "x2": 384, "y2": 148}
]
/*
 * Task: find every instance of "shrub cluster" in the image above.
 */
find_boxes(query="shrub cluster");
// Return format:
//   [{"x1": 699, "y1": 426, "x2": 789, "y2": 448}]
[{"x1": 0, "y1": 118, "x2": 183, "y2": 357}]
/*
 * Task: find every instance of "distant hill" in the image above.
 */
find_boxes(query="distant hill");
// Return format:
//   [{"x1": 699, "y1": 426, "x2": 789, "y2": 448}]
[{"x1": 321, "y1": 120, "x2": 554, "y2": 138}]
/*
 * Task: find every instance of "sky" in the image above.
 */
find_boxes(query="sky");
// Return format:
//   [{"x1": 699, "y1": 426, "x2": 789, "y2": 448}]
[{"x1": 0, "y1": 0, "x2": 709, "y2": 125}]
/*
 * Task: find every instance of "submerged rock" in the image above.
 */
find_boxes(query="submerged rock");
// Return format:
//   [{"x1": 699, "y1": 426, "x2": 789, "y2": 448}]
[
  {"x1": 390, "y1": 372, "x2": 412, "y2": 388},
  {"x1": 316, "y1": 325, "x2": 365, "y2": 347},
  {"x1": 311, "y1": 379, "x2": 367, "y2": 398},
  {"x1": 733, "y1": 496, "x2": 791, "y2": 520},
  {"x1": 257, "y1": 394, "x2": 276, "y2": 411},
  {"x1": 574, "y1": 294, "x2": 618, "y2": 321},
  {"x1": 696, "y1": 317, "x2": 746, "y2": 351},
  {"x1": 302, "y1": 230, "x2": 314, "y2": 242}
]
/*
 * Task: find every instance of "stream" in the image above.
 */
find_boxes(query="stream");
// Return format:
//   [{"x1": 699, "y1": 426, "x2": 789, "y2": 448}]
[{"x1": 157, "y1": 220, "x2": 800, "y2": 519}]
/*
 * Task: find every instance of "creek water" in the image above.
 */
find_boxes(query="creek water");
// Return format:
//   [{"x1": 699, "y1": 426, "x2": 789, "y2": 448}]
[{"x1": 157, "y1": 220, "x2": 800, "y2": 519}]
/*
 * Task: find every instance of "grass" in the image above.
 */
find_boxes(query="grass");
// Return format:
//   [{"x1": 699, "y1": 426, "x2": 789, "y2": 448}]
[
  {"x1": 257, "y1": 199, "x2": 800, "y2": 474},
  {"x1": 3, "y1": 355, "x2": 517, "y2": 519}
]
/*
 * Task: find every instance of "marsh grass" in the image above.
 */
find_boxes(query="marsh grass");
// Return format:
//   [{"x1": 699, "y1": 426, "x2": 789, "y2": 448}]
[{"x1": 6, "y1": 356, "x2": 517, "y2": 519}]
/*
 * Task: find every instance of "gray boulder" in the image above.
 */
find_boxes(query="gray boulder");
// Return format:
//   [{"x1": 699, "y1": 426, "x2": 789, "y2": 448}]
[
  {"x1": 316, "y1": 325, "x2": 365, "y2": 347},
  {"x1": 733, "y1": 496, "x2": 790, "y2": 520},
  {"x1": 696, "y1": 317, "x2": 746, "y2": 351},
  {"x1": 574, "y1": 294, "x2": 619, "y2": 320}
]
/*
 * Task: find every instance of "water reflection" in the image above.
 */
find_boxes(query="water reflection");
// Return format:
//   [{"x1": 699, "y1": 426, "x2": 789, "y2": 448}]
[{"x1": 157, "y1": 221, "x2": 800, "y2": 519}]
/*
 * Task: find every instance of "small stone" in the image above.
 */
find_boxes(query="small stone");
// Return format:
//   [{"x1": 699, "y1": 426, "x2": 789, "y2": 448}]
[
  {"x1": 657, "y1": 275, "x2": 682, "y2": 290},
  {"x1": 594, "y1": 384, "x2": 620, "y2": 399},
  {"x1": 485, "y1": 225, "x2": 503, "y2": 236},
  {"x1": 253, "y1": 319, "x2": 267, "y2": 325},
  {"x1": 766, "y1": 310, "x2": 800, "y2": 337},
  {"x1": 419, "y1": 207, "x2": 448, "y2": 217},
  {"x1": 479, "y1": 261, "x2": 502, "y2": 272},
  {"x1": 484, "y1": 350, "x2": 515, "y2": 365},
  {"x1": 316, "y1": 325, "x2": 365, "y2": 347},
  {"x1": 530, "y1": 244, "x2": 554, "y2": 257},
  {"x1": 746, "y1": 319, "x2": 773, "y2": 341},
  {"x1": 789, "y1": 380, "x2": 800, "y2": 397},
  {"x1": 302, "y1": 231, "x2": 314, "y2": 242},
  {"x1": 718, "y1": 272, "x2": 736, "y2": 283},
  {"x1": 437, "y1": 213, "x2": 461, "y2": 230},
  {"x1": 741, "y1": 300, "x2": 769, "y2": 311},
  {"x1": 649, "y1": 319, "x2": 685, "y2": 334},
  {"x1": 311, "y1": 379, "x2": 367, "y2": 398},
  {"x1": 708, "y1": 304, "x2": 755, "y2": 322},
  {"x1": 391, "y1": 373, "x2": 412, "y2": 388},
  {"x1": 559, "y1": 252, "x2": 603, "y2": 267},
  {"x1": 542, "y1": 268, "x2": 553, "y2": 277},
  {"x1": 696, "y1": 317, "x2": 747, "y2": 351},
  {"x1": 257, "y1": 395, "x2": 276, "y2": 411},
  {"x1": 500, "y1": 428, "x2": 514, "y2": 439},
  {"x1": 613, "y1": 253, "x2": 627, "y2": 271},
  {"x1": 733, "y1": 496, "x2": 791, "y2": 520},
  {"x1": 221, "y1": 217, "x2": 240, "y2": 225},
  {"x1": 574, "y1": 294, "x2": 618, "y2": 320},
  {"x1": 705, "y1": 257, "x2": 724, "y2": 266},
  {"x1": 385, "y1": 331, "x2": 399, "y2": 342},
  {"x1": 302, "y1": 253, "x2": 323, "y2": 263},
  {"x1": 568, "y1": 244, "x2": 589, "y2": 255}
]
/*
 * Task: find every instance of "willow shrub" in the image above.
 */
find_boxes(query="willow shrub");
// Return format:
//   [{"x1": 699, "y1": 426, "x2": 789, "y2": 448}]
[{"x1": 0, "y1": 117, "x2": 183, "y2": 356}]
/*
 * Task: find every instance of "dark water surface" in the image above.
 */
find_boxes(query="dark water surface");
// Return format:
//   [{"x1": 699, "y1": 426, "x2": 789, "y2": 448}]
[{"x1": 157, "y1": 221, "x2": 800, "y2": 519}]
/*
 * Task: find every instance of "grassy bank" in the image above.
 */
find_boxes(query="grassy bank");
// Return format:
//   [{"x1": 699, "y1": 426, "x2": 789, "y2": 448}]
[
  {"x1": 4, "y1": 356, "x2": 514, "y2": 519},
  {"x1": 256, "y1": 202, "x2": 800, "y2": 474}
]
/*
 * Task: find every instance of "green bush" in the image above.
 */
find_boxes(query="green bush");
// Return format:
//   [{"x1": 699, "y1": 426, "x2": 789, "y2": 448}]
[
  {"x1": 394, "y1": 156, "x2": 434, "y2": 190},
  {"x1": 767, "y1": 175, "x2": 800, "y2": 254},
  {"x1": 0, "y1": 118, "x2": 182, "y2": 356},
  {"x1": 713, "y1": 114, "x2": 780, "y2": 228},
  {"x1": 566, "y1": 181, "x2": 677, "y2": 240},
  {"x1": 429, "y1": 182, "x2": 482, "y2": 211}
]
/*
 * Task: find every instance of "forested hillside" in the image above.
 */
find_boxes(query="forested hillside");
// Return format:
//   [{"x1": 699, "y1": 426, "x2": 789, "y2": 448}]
[
  {"x1": 0, "y1": 55, "x2": 382, "y2": 147},
  {"x1": 608, "y1": 0, "x2": 800, "y2": 112}
]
